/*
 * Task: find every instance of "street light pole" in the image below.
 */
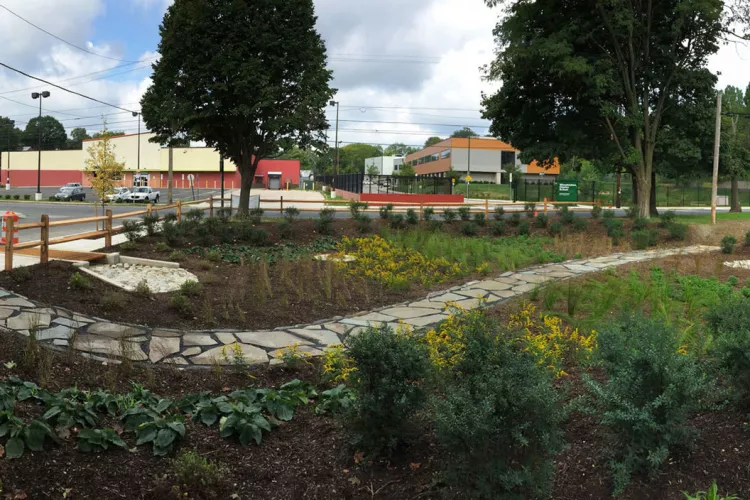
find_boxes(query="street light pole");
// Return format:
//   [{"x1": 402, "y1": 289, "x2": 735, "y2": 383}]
[
  {"x1": 31, "y1": 91, "x2": 50, "y2": 201},
  {"x1": 219, "y1": 156, "x2": 225, "y2": 209},
  {"x1": 132, "y1": 112, "x2": 141, "y2": 187},
  {"x1": 330, "y1": 100, "x2": 339, "y2": 175}
]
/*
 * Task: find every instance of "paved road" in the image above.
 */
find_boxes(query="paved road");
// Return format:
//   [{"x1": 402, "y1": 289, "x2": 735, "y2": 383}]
[{"x1": 0, "y1": 187, "x2": 227, "y2": 203}]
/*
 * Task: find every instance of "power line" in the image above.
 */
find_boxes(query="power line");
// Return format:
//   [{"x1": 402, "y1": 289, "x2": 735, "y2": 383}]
[
  {"x1": 341, "y1": 105, "x2": 481, "y2": 112},
  {"x1": 0, "y1": 61, "x2": 137, "y2": 113},
  {"x1": 0, "y1": 4, "x2": 139, "y2": 63},
  {"x1": 0, "y1": 95, "x2": 87, "y2": 117},
  {"x1": 333, "y1": 118, "x2": 490, "y2": 129}
]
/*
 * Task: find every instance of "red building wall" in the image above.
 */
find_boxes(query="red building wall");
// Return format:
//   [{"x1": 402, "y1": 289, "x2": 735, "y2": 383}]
[{"x1": 1, "y1": 170, "x2": 83, "y2": 187}]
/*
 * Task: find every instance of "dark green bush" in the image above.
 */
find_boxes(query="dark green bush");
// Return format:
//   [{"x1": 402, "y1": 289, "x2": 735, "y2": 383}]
[
  {"x1": 344, "y1": 325, "x2": 430, "y2": 457},
  {"x1": 121, "y1": 220, "x2": 142, "y2": 242},
  {"x1": 141, "y1": 213, "x2": 160, "y2": 236},
  {"x1": 491, "y1": 221, "x2": 505, "y2": 237},
  {"x1": 472, "y1": 212, "x2": 486, "y2": 226},
  {"x1": 518, "y1": 220, "x2": 530, "y2": 236},
  {"x1": 163, "y1": 213, "x2": 178, "y2": 224},
  {"x1": 630, "y1": 229, "x2": 658, "y2": 250},
  {"x1": 161, "y1": 221, "x2": 180, "y2": 246},
  {"x1": 494, "y1": 206, "x2": 505, "y2": 220},
  {"x1": 379, "y1": 204, "x2": 393, "y2": 219},
  {"x1": 348, "y1": 201, "x2": 369, "y2": 218},
  {"x1": 283, "y1": 206, "x2": 300, "y2": 222},
  {"x1": 423, "y1": 207, "x2": 435, "y2": 221},
  {"x1": 389, "y1": 213, "x2": 406, "y2": 229},
  {"x1": 457, "y1": 206, "x2": 471, "y2": 221},
  {"x1": 548, "y1": 221, "x2": 562, "y2": 237},
  {"x1": 406, "y1": 209, "x2": 419, "y2": 225},
  {"x1": 659, "y1": 210, "x2": 676, "y2": 227},
  {"x1": 559, "y1": 205, "x2": 574, "y2": 225},
  {"x1": 602, "y1": 209, "x2": 615, "y2": 219},
  {"x1": 510, "y1": 212, "x2": 521, "y2": 226},
  {"x1": 624, "y1": 206, "x2": 638, "y2": 219},
  {"x1": 248, "y1": 207, "x2": 264, "y2": 225},
  {"x1": 461, "y1": 222, "x2": 479, "y2": 237},
  {"x1": 355, "y1": 215, "x2": 372, "y2": 234},
  {"x1": 277, "y1": 220, "x2": 293, "y2": 239},
  {"x1": 23, "y1": 194, "x2": 30, "y2": 201},
  {"x1": 746, "y1": 231, "x2": 750, "y2": 246},
  {"x1": 591, "y1": 205, "x2": 602, "y2": 219},
  {"x1": 442, "y1": 208, "x2": 457, "y2": 223},
  {"x1": 721, "y1": 235, "x2": 737, "y2": 254},
  {"x1": 435, "y1": 314, "x2": 564, "y2": 499},
  {"x1": 534, "y1": 213, "x2": 548, "y2": 228},
  {"x1": 582, "y1": 316, "x2": 709, "y2": 495},
  {"x1": 573, "y1": 217, "x2": 587, "y2": 232},
  {"x1": 605, "y1": 219, "x2": 625, "y2": 245},
  {"x1": 667, "y1": 222, "x2": 688, "y2": 241},
  {"x1": 707, "y1": 296, "x2": 750, "y2": 406},
  {"x1": 185, "y1": 208, "x2": 204, "y2": 222},
  {"x1": 428, "y1": 220, "x2": 443, "y2": 232},
  {"x1": 316, "y1": 208, "x2": 335, "y2": 235},
  {"x1": 524, "y1": 202, "x2": 536, "y2": 218},
  {"x1": 248, "y1": 228, "x2": 270, "y2": 246},
  {"x1": 633, "y1": 217, "x2": 649, "y2": 231}
]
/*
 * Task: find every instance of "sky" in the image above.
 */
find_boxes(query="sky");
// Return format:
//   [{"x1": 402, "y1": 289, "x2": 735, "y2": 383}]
[{"x1": 0, "y1": 0, "x2": 748, "y2": 151}]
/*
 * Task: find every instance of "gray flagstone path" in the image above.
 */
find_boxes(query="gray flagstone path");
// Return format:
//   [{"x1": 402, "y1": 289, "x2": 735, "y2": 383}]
[{"x1": 0, "y1": 245, "x2": 717, "y2": 367}]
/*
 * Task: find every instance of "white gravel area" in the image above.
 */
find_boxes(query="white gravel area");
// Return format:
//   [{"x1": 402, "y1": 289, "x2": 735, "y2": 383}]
[{"x1": 88, "y1": 263, "x2": 199, "y2": 293}]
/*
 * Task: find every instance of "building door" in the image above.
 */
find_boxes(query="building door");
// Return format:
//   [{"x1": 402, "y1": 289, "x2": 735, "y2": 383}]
[
  {"x1": 133, "y1": 173, "x2": 149, "y2": 187},
  {"x1": 268, "y1": 175, "x2": 281, "y2": 190}
]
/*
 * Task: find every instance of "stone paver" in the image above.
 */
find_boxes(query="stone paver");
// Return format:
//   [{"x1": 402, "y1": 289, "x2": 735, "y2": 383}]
[{"x1": 0, "y1": 245, "x2": 719, "y2": 367}]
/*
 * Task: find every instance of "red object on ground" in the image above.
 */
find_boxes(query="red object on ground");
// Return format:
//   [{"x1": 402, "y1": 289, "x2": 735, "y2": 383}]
[{"x1": 2, "y1": 211, "x2": 19, "y2": 245}]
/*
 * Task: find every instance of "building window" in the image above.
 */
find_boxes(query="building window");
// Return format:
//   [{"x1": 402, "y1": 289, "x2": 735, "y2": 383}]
[
  {"x1": 501, "y1": 151, "x2": 516, "y2": 168},
  {"x1": 440, "y1": 149, "x2": 451, "y2": 159}
]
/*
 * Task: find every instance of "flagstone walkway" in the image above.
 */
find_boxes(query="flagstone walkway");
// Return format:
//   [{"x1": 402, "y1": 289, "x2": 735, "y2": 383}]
[{"x1": 0, "y1": 245, "x2": 717, "y2": 368}]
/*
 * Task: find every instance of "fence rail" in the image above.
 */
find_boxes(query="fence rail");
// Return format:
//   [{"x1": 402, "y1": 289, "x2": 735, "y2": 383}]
[{"x1": 317, "y1": 173, "x2": 453, "y2": 195}]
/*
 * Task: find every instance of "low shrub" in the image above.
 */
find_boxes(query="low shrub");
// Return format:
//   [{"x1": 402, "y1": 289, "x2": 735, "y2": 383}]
[
  {"x1": 12, "y1": 194, "x2": 19, "y2": 200},
  {"x1": 605, "y1": 219, "x2": 625, "y2": 245},
  {"x1": 667, "y1": 222, "x2": 688, "y2": 241},
  {"x1": 69, "y1": 272, "x2": 91, "y2": 290},
  {"x1": 602, "y1": 209, "x2": 615, "y2": 219},
  {"x1": 163, "y1": 213, "x2": 178, "y2": 224},
  {"x1": 277, "y1": 220, "x2": 293, "y2": 239},
  {"x1": 524, "y1": 202, "x2": 536, "y2": 217},
  {"x1": 632, "y1": 216, "x2": 649, "y2": 231},
  {"x1": 582, "y1": 316, "x2": 709, "y2": 495},
  {"x1": 746, "y1": 231, "x2": 750, "y2": 246},
  {"x1": 135, "y1": 280, "x2": 151, "y2": 297},
  {"x1": 100, "y1": 291, "x2": 124, "y2": 311},
  {"x1": 428, "y1": 220, "x2": 443, "y2": 232},
  {"x1": 457, "y1": 206, "x2": 471, "y2": 221},
  {"x1": 491, "y1": 221, "x2": 505, "y2": 237},
  {"x1": 389, "y1": 213, "x2": 406, "y2": 229},
  {"x1": 624, "y1": 206, "x2": 638, "y2": 219},
  {"x1": 683, "y1": 481, "x2": 739, "y2": 500},
  {"x1": 121, "y1": 220, "x2": 141, "y2": 242},
  {"x1": 423, "y1": 207, "x2": 435, "y2": 221},
  {"x1": 185, "y1": 209, "x2": 204, "y2": 222},
  {"x1": 355, "y1": 215, "x2": 372, "y2": 234},
  {"x1": 23, "y1": 194, "x2": 30, "y2": 201},
  {"x1": 727, "y1": 276, "x2": 739, "y2": 287},
  {"x1": 283, "y1": 206, "x2": 300, "y2": 222},
  {"x1": 141, "y1": 213, "x2": 160, "y2": 236},
  {"x1": 179, "y1": 280, "x2": 203, "y2": 297},
  {"x1": 494, "y1": 206, "x2": 505, "y2": 220},
  {"x1": 707, "y1": 296, "x2": 750, "y2": 406},
  {"x1": 120, "y1": 241, "x2": 137, "y2": 251},
  {"x1": 510, "y1": 212, "x2": 521, "y2": 226},
  {"x1": 248, "y1": 207, "x2": 264, "y2": 225},
  {"x1": 248, "y1": 228, "x2": 270, "y2": 246},
  {"x1": 721, "y1": 235, "x2": 737, "y2": 255},
  {"x1": 155, "y1": 241, "x2": 171, "y2": 253},
  {"x1": 316, "y1": 208, "x2": 335, "y2": 235},
  {"x1": 461, "y1": 222, "x2": 479, "y2": 236},
  {"x1": 548, "y1": 221, "x2": 562, "y2": 237},
  {"x1": 205, "y1": 249, "x2": 222, "y2": 262},
  {"x1": 659, "y1": 210, "x2": 676, "y2": 227},
  {"x1": 535, "y1": 213, "x2": 548, "y2": 228},
  {"x1": 379, "y1": 204, "x2": 393, "y2": 219},
  {"x1": 9, "y1": 267, "x2": 31, "y2": 283},
  {"x1": 518, "y1": 220, "x2": 530, "y2": 236},
  {"x1": 630, "y1": 229, "x2": 658, "y2": 250},
  {"x1": 442, "y1": 208, "x2": 457, "y2": 223},
  {"x1": 348, "y1": 201, "x2": 368, "y2": 218},
  {"x1": 573, "y1": 217, "x2": 587, "y2": 232},
  {"x1": 472, "y1": 212, "x2": 486, "y2": 226},
  {"x1": 344, "y1": 325, "x2": 430, "y2": 457},
  {"x1": 559, "y1": 205, "x2": 574, "y2": 225},
  {"x1": 591, "y1": 205, "x2": 602, "y2": 219},
  {"x1": 169, "y1": 293, "x2": 191, "y2": 315},
  {"x1": 169, "y1": 250, "x2": 186, "y2": 262},
  {"x1": 406, "y1": 209, "x2": 419, "y2": 225},
  {"x1": 172, "y1": 450, "x2": 227, "y2": 493}
]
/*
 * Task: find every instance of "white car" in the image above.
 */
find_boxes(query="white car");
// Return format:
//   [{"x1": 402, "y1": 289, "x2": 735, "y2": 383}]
[
  {"x1": 128, "y1": 187, "x2": 160, "y2": 203},
  {"x1": 106, "y1": 187, "x2": 131, "y2": 202}
]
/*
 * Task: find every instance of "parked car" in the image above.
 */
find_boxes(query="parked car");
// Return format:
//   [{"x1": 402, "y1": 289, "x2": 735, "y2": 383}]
[
  {"x1": 106, "y1": 187, "x2": 131, "y2": 203},
  {"x1": 63, "y1": 182, "x2": 83, "y2": 189},
  {"x1": 128, "y1": 187, "x2": 160, "y2": 203},
  {"x1": 54, "y1": 186, "x2": 86, "y2": 201}
]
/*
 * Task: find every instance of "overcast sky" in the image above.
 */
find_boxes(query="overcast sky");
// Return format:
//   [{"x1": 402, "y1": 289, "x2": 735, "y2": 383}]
[{"x1": 0, "y1": 0, "x2": 748, "y2": 150}]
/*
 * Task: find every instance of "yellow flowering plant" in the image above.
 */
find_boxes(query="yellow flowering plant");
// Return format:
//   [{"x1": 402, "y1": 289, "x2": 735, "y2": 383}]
[
  {"x1": 422, "y1": 302, "x2": 487, "y2": 372},
  {"x1": 509, "y1": 303, "x2": 597, "y2": 377},
  {"x1": 321, "y1": 345, "x2": 356, "y2": 384}
]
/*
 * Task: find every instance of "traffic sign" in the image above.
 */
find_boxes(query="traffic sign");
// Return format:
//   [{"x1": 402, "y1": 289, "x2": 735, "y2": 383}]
[{"x1": 465, "y1": 175, "x2": 473, "y2": 183}]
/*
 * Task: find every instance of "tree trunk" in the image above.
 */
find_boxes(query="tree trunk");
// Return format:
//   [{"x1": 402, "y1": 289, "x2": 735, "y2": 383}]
[
  {"x1": 632, "y1": 175, "x2": 638, "y2": 207},
  {"x1": 649, "y1": 170, "x2": 659, "y2": 217},
  {"x1": 634, "y1": 170, "x2": 650, "y2": 218},
  {"x1": 730, "y1": 175, "x2": 742, "y2": 213},
  {"x1": 237, "y1": 155, "x2": 260, "y2": 215},
  {"x1": 168, "y1": 147, "x2": 173, "y2": 204}
]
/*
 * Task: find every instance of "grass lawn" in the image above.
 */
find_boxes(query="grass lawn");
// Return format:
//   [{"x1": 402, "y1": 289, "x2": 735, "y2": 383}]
[{"x1": 674, "y1": 212, "x2": 750, "y2": 224}]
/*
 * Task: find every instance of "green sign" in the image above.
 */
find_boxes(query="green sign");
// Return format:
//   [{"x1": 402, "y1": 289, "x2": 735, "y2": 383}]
[{"x1": 556, "y1": 180, "x2": 578, "y2": 202}]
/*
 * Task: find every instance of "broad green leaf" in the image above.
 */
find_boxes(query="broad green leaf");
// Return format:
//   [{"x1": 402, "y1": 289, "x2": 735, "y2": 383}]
[
  {"x1": 153, "y1": 429, "x2": 176, "y2": 456},
  {"x1": 136, "y1": 425, "x2": 157, "y2": 445},
  {"x1": 200, "y1": 409, "x2": 218, "y2": 427},
  {"x1": 5, "y1": 437, "x2": 24, "y2": 458}
]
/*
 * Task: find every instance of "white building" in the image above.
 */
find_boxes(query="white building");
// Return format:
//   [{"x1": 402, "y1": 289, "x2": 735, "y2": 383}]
[{"x1": 364, "y1": 156, "x2": 405, "y2": 176}]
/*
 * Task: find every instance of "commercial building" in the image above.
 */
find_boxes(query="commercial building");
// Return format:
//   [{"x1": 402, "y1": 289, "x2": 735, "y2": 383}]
[
  {"x1": 404, "y1": 137, "x2": 559, "y2": 183},
  {"x1": 0, "y1": 132, "x2": 300, "y2": 190},
  {"x1": 364, "y1": 156, "x2": 404, "y2": 176}
]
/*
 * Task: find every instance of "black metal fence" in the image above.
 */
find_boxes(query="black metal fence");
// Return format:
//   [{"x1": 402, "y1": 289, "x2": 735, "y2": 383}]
[{"x1": 317, "y1": 174, "x2": 453, "y2": 196}]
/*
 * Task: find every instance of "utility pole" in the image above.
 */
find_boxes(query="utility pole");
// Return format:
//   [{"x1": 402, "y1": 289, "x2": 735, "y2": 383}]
[
  {"x1": 220, "y1": 156, "x2": 225, "y2": 209},
  {"x1": 711, "y1": 91, "x2": 722, "y2": 225},
  {"x1": 168, "y1": 146, "x2": 174, "y2": 204},
  {"x1": 330, "y1": 100, "x2": 339, "y2": 175},
  {"x1": 466, "y1": 135, "x2": 471, "y2": 197}
]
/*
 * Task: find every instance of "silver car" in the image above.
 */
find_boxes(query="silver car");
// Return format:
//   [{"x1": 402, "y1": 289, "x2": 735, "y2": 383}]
[{"x1": 106, "y1": 187, "x2": 131, "y2": 202}]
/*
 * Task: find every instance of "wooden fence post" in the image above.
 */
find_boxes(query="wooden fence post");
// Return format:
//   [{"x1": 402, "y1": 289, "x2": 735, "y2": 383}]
[
  {"x1": 94, "y1": 203, "x2": 99, "y2": 231},
  {"x1": 419, "y1": 202, "x2": 424, "y2": 221},
  {"x1": 209, "y1": 196, "x2": 214, "y2": 218},
  {"x1": 4, "y1": 217, "x2": 13, "y2": 272},
  {"x1": 105, "y1": 209, "x2": 113, "y2": 248},
  {"x1": 544, "y1": 197, "x2": 548, "y2": 215},
  {"x1": 280, "y1": 196, "x2": 284, "y2": 214},
  {"x1": 176, "y1": 200, "x2": 182, "y2": 222},
  {"x1": 40, "y1": 214, "x2": 49, "y2": 264},
  {"x1": 484, "y1": 198, "x2": 489, "y2": 219},
  {"x1": 146, "y1": 203, "x2": 153, "y2": 216}
]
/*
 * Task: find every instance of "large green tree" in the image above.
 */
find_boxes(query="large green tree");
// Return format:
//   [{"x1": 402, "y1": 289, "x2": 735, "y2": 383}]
[
  {"x1": 483, "y1": 0, "x2": 724, "y2": 217},
  {"x1": 384, "y1": 142, "x2": 417, "y2": 156},
  {"x1": 0, "y1": 117, "x2": 22, "y2": 152},
  {"x1": 721, "y1": 84, "x2": 750, "y2": 212},
  {"x1": 451, "y1": 127, "x2": 479, "y2": 138},
  {"x1": 338, "y1": 143, "x2": 383, "y2": 173},
  {"x1": 141, "y1": 0, "x2": 334, "y2": 213},
  {"x1": 67, "y1": 127, "x2": 91, "y2": 150},
  {"x1": 424, "y1": 136, "x2": 443, "y2": 148},
  {"x1": 22, "y1": 116, "x2": 67, "y2": 150}
]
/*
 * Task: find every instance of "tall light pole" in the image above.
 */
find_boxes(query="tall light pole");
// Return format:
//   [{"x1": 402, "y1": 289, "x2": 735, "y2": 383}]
[
  {"x1": 132, "y1": 112, "x2": 141, "y2": 187},
  {"x1": 330, "y1": 100, "x2": 339, "y2": 175},
  {"x1": 711, "y1": 91, "x2": 722, "y2": 225},
  {"x1": 31, "y1": 91, "x2": 50, "y2": 201}
]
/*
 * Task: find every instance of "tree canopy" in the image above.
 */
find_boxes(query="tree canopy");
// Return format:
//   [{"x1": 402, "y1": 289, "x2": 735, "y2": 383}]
[
  {"x1": 483, "y1": 0, "x2": 724, "y2": 217},
  {"x1": 67, "y1": 127, "x2": 91, "y2": 150},
  {"x1": 141, "y1": 0, "x2": 334, "y2": 213},
  {"x1": 338, "y1": 143, "x2": 383, "y2": 173},
  {"x1": 22, "y1": 116, "x2": 67, "y2": 151},
  {"x1": 84, "y1": 130, "x2": 125, "y2": 201},
  {"x1": 383, "y1": 143, "x2": 417, "y2": 156},
  {"x1": 0, "y1": 117, "x2": 22, "y2": 152},
  {"x1": 424, "y1": 136, "x2": 443, "y2": 148},
  {"x1": 451, "y1": 127, "x2": 479, "y2": 138}
]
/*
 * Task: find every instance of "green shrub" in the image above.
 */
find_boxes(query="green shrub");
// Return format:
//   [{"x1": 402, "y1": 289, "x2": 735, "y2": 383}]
[
  {"x1": 746, "y1": 231, "x2": 750, "y2": 246},
  {"x1": 591, "y1": 205, "x2": 602, "y2": 219},
  {"x1": 23, "y1": 194, "x2": 30, "y2": 201},
  {"x1": 422, "y1": 207, "x2": 435, "y2": 221},
  {"x1": 605, "y1": 219, "x2": 625, "y2": 245},
  {"x1": 602, "y1": 209, "x2": 615, "y2": 219},
  {"x1": 428, "y1": 220, "x2": 443, "y2": 232},
  {"x1": 461, "y1": 222, "x2": 479, "y2": 237},
  {"x1": 69, "y1": 272, "x2": 92, "y2": 290},
  {"x1": 185, "y1": 209, "x2": 204, "y2": 222},
  {"x1": 169, "y1": 293, "x2": 191, "y2": 315},
  {"x1": 161, "y1": 221, "x2": 180, "y2": 246},
  {"x1": 582, "y1": 316, "x2": 709, "y2": 495},
  {"x1": 494, "y1": 206, "x2": 505, "y2": 220},
  {"x1": 388, "y1": 213, "x2": 406, "y2": 229},
  {"x1": 277, "y1": 220, "x2": 293, "y2": 239},
  {"x1": 659, "y1": 210, "x2": 676, "y2": 227},
  {"x1": 204, "y1": 249, "x2": 222, "y2": 262},
  {"x1": 121, "y1": 220, "x2": 142, "y2": 242},
  {"x1": 683, "y1": 481, "x2": 739, "y2": 500},
  {"x1": 379, "y1": 204, "x2": 393, "y2": 219},
  {"x1": 348, "y1": 201, "x2": 368, "y2": 218},
  {"x1": 406, "y1": 209, "x2": 419, "y2": 225},
  {"x1": 435, "y1": 314, "x2": 564, "y2": 499},
  {"x1": 135, "y1": 280, "x2": 151, "y2": 297},
  {"x1": 472, "y1": 212, "x2": 486, "y2": 226},
  {"x1": 283, "y1": 206, "x2": 300, "y2": 222},
  {"x1": 573, "y1": 217, "x2": 587, "y2": 232},
  {"x1": 442, "y1": 208, "x2": 457, "y2": 223},
  {"x1": 120, "y1": 241, "x2": 137, "y2": 251},
  {"x1": 491, "y1": 221, "x2": 505, "y2": 237},
  {"x1": 624, "y1": 206, "x2": 638, "y2": 219},
  {"x1": 317, "y1": 208, "x2": 335, "y2": 235},
  {"x1": 721, "y1": 235, "x2": 737, "y2": 255},
  {"x1": 179, "y1": 280, "x2": 203, "y2": 297},
  {"x1": 9, "y1": 267, "x2": 31, "y2": 283},
  {"x1": 457, "y1": 206, "x2": 471, "y2": 221},
  {"x1": 169, "y1": 250, "x2": 186, "y2": 262},
  {"x1": 163, "y1": 213, "x2": 178, "y2": 224},
  {"x1": 248, "y1": 207, "x2": 264, "y2": 225},
  {"x1": 510, "y1": 212, "x2": 521, "y2": 226},
  {"x1": 141, "y1": 213, "x2": 160, "y2": 236},
  {"x1": 100, "y1": 291, "x2": 124, "y2": 311},
  {"x1": 344, "y1": 325, "x2": 430, "y2": 457},
  {"x1": 518, "y1": 220, "x2": 530, "y2": 236},
  {"x1": 12, "y1": 194, "x2": 19, "y2": 200},
  {"x1": 559, "y1": 205, "x2": 574, "y2": 225},
  {"x1": 155, "y1": 241, "x2": 171, "y2": 253},
  {"x1": 172, "y1": 450, "x2": 226, "y2": 492},
  {"x1": 632, "y1": 217, "x2": 649, "y2": 231},
  {"x1": 524, "y1": 202, "x2": 536, "y2": 217},
  {"x1": 548, "y1": 221, "x2": 562, "y2": 237},
  {"x1": 707, "y1": 296, "x2": 750, "y2": 406},
  {"x1": 48, "y1": 196, "x2": 56, "y2": 201},
  {"x1": 727, "y1": 276, "x2": 739, "y2": 287},
  {"x1": 534, "y1": 213, "x2": 548, "y2": 228},
  {"x1": 667, "y1": 222, "x2": 689, "y2": 241},
  {"x1": 248, "y1": 228, "x2": 269, "y2": 246},
  {"x1": 631, "y1": 229, "x2": 659, "y2": 250},
  {"x1": 355, "y1": 215, "x2": 372, "y2": 234}
]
